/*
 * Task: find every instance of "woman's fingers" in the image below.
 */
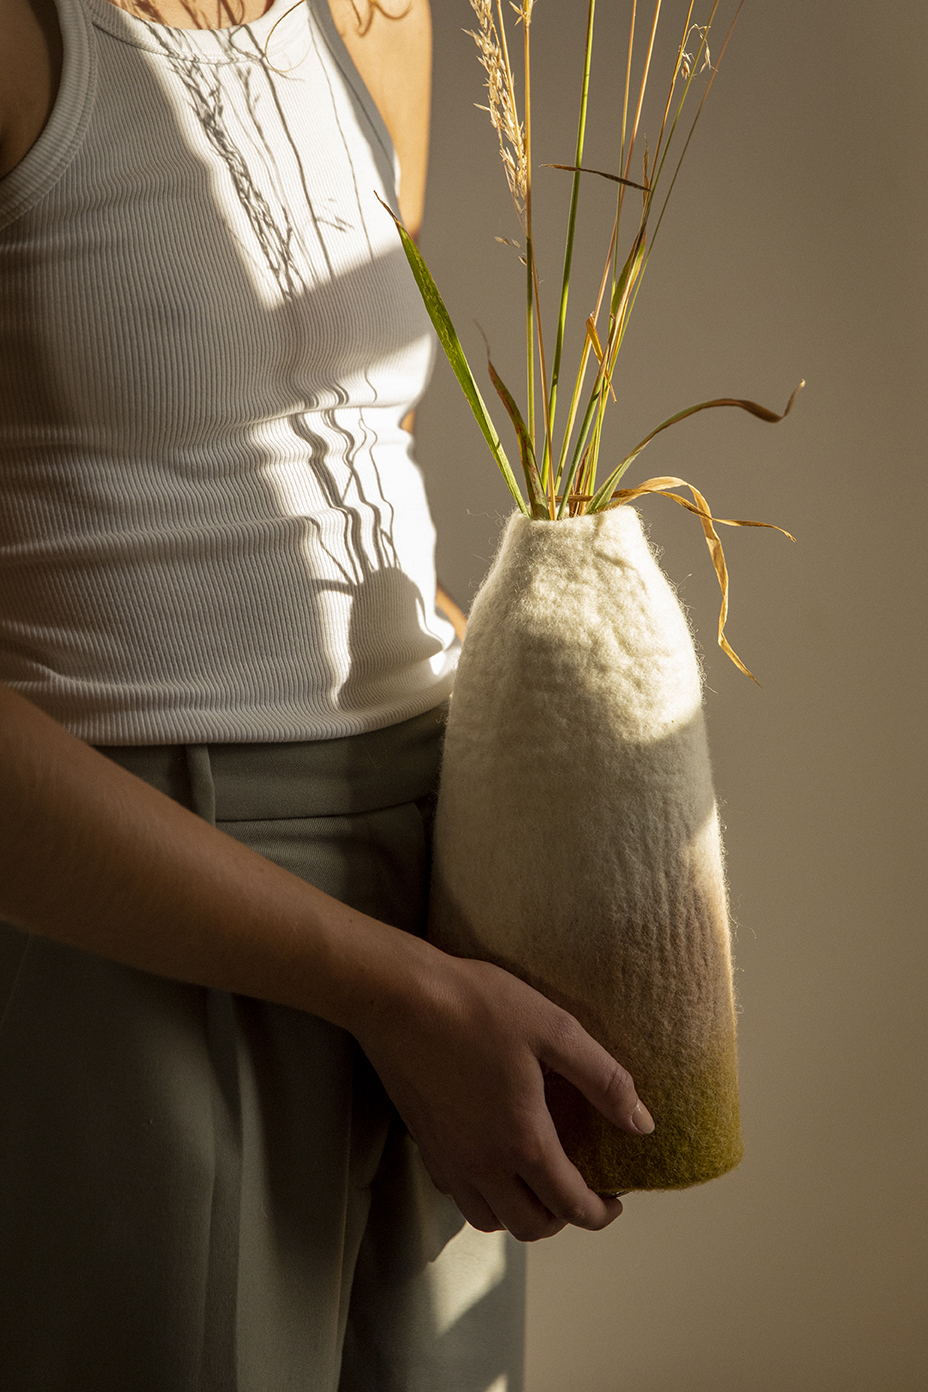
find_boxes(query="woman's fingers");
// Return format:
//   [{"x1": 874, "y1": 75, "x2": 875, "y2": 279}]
[
  {"x1": 421, "y1": 1076, "x2": 622, "y2": 1241},
  {"x1": 439, "y1": 1180, "x2": 505, "y2": 1236},
  {"x1": 417, "y1": 1147, "x2": 536, "y2": 1238},
  {"x1": 514, "y1": 1112, "x2": 625, "y2": 1233},
  {"x1": 478, "y1": 1174, "x2": 569, "y2": 1243},
  {"x1": 440, "y1": 1142, "x2": 619, "y2": 1242},
  {"x1": 538, "y1": 1011, "x2": 655, "y2": 1137},
  {"x1": 425, "y1": 1146, "x2": 571, "y2": 1242},
  {"x1": 357, "y1": 952, "x2": 651, "y2": 1241}
]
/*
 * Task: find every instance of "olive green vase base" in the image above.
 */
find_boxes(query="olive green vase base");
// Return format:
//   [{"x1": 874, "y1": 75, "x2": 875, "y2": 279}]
[{"x1": 546, "y1": 1047, "x2": 743, "y2": 1193}]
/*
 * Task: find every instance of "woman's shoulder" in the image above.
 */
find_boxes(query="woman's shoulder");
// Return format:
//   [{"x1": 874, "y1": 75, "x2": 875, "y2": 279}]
[
  {"x1": 328, "y1": 0, "x2": 431, "y2": 237},
  {"x1": 0, "y1": 0, "x2": 63, "y2": 179}
]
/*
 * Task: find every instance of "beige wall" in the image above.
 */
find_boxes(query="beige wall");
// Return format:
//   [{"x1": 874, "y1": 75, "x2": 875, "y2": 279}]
[{"x1": 417, "y1": 2, "x2": 927, "y2": 1388}]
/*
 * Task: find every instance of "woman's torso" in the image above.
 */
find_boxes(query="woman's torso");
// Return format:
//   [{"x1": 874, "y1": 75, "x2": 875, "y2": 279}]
[{"x1": 0, "y1": 0, "x2": 455, "y2": 744}]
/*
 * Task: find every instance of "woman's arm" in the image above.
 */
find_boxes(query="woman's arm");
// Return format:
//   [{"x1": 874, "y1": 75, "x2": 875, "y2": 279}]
[
  {"x1": 0, "y1": 0, "x2": 62, "y2": 179},
  {"x1": 436, "y1": 582, "x2": 467, "y2": 640},
  {"x1": 0, "y1": 682, "x2": 652, "y2": 1241}
]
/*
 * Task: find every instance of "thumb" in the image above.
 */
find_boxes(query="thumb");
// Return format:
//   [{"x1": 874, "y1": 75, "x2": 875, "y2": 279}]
[{"x1": 540, "y1": 1015, "x2": 655, "y2": 1137}]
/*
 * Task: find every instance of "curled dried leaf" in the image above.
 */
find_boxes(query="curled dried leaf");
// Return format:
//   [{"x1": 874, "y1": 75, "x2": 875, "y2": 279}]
[
  {"x1": 585, "y1": 317, "x2": 617, "y2": 403},
  {"x1": 610, "y1": 476, "x2": 795, "y2": 684}
]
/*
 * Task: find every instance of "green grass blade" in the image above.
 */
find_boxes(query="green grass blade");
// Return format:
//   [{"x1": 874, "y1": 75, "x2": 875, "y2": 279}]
[
  {"x1": 377, "y1": 195, "x2": 529, "y2": 517},
  {"x1": 556, "y1": 378, "x2": 608, "y2": 516},
  {"x1": 554, "y1": 230, "x2": 646, "y2": 515},
  {"x1": 486, "y1": 353, "x2": 547, "y2": 517},
  {"x1": 547, "y1": 0, "x2": 596, "y2": 457},
  {"x1": 609, "y1": 224, "x2": 647, "y2": 319},
  {"x1": 635, "y1": 3, "x2": 736, "y2": 275}
]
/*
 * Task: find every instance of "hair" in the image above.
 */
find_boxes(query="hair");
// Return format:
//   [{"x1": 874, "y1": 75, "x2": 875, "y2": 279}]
[
  {"x1": 264, "y1": 0, "x2": 410, "y2": 64},
  {"x1": 348, "y1": 1, "x2": 412, "y2": 38}
]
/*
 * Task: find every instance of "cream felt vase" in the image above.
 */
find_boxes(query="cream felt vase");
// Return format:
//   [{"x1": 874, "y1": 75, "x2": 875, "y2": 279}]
[{"x1": 428, "y1": 505, "x2": 742, "y2": 1193}]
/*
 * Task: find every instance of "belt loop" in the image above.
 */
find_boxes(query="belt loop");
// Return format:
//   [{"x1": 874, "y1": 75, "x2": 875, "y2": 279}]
[{"x1": 184, "y1": 745, "x2": 217, "y2": 826}]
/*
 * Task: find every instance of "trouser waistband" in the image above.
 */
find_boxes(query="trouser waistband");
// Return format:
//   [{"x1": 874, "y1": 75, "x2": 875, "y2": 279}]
[{"x1": 95, "y1": 704, "x2": 447, "y2": 820}]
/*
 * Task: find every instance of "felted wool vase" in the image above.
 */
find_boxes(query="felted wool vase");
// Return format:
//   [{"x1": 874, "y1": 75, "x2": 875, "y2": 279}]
[{"x1": 428, "y1": 505, "x2": 742, "y2": 1192}]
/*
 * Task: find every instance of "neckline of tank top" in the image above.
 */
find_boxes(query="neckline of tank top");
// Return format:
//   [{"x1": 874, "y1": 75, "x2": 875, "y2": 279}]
[{"x1": 84, "y1": 0, "x2": 320, "y2": 61}]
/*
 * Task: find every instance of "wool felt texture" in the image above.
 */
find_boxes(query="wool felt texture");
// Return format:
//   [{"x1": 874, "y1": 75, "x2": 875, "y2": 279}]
[{"x1": 428, "y1": 507, "x2": 742, "y2": 1192}]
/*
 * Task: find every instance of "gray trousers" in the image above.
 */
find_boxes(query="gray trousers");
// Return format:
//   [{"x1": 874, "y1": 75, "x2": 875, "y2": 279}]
[{"x1": 0, "y1": 707, "x2": 525, "y2": 1391}]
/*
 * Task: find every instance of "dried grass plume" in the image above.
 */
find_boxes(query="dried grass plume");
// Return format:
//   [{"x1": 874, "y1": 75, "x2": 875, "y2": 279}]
[{"x1": 467, "y1": 0, "x2": 529, "y2": 221}]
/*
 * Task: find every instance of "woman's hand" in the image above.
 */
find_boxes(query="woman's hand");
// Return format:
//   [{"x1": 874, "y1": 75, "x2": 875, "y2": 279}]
[{"x1": 352, "y1": 951, "x2": 654, "y2": 1242}]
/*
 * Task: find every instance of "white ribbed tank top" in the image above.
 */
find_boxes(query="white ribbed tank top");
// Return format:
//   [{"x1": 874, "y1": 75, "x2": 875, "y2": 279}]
[{"x1": 0, "y1": 0, "x2": 457, "y2": 744}]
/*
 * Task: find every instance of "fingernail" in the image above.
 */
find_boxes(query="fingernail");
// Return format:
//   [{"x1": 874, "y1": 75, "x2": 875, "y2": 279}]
[{"x1": 631, "y1": 1100, "x2": 655, "y2": 1135}]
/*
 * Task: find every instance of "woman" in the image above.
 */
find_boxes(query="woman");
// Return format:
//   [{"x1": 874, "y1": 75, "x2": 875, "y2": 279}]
[{"x1": 0, "y1": 0, "x2": 653, "y2": 1386}]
